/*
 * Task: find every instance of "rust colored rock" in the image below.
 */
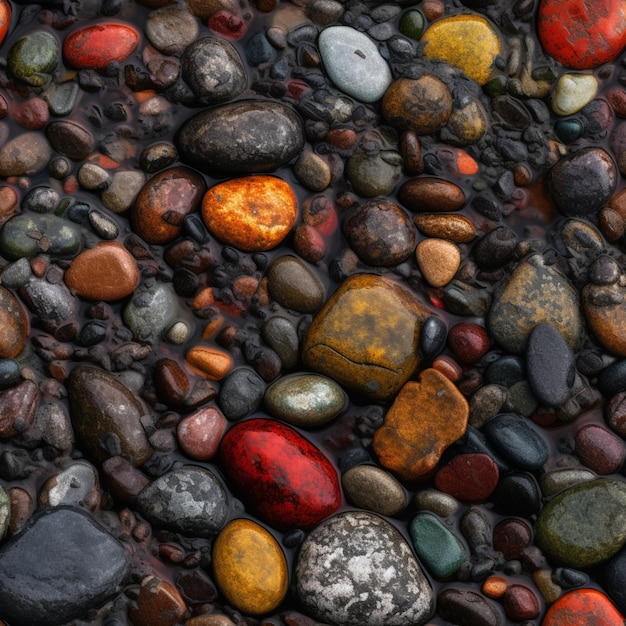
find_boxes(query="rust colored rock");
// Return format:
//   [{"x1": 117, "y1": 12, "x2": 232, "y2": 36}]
[
  {"x1": 414, "y1": 213, "x2": 477, "y2": 243},
  {"x1": 186, "y1": 346, "x2": 233, "y2": 380},
  {"x1": 0, "y1": 286, "x2": 28, "y2": 358},
  {"x1": 398, "y1": 177, "x2": 466, "y2": 212},
  {"x1": 542, "y1": 589, "x2": 625, "y2": 625},
  {"x1": 372, "y1": 368, "x2": 469, "y2": 481},
  {"x1": 129, "y1": 577, "x2": 186, "y2": 626}
]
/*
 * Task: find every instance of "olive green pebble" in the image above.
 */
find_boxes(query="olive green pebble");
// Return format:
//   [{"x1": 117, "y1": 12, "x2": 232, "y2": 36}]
[
  {"x1": 399, "y1": 10, "x2": 425, "y2": 40},
  {"x1": 8, "y1": 31, "x2": 59, "y2": 86}
]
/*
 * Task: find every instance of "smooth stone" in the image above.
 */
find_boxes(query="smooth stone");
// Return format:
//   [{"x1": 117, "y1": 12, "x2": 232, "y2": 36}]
[
  {"x1": 154, "y1": 357, "x2": 190, "y2": 407},
  {"x1": 266, "y1": 255, "x2": 324, "y2": 313},
  {"x1": 503, "y1": 584, "x2": 540, "y2": 621},
  {"x1": 45, "y1": 120, "x2": 94, "y2": 161},
  {"x1": 526, "y1": 323, "x2": 575, "y2": 408},
  {"x1": 420, "y1": 14, "x2": 501, "y2": 85},
  {"x1": 219, "y1": 418, "x2": 341, "y2": 530},
  {"x1": 469, "y1": 384, "x2": 507, "y2": 428},
  {"x1": 201, "y1": 176, "x2": 297, "y2": 252},
  {"x1": 540, "y1": 467, "x2": 597, "y2": 497},
  {"x1": 186, "y1": 346, "x2": 233, "y2": 381},
  {"x1": 415, "y1": 489, "x2": 460, "y2": 517},
  {"x1": 265, "y1": 373, "x2": 346, "y2": 427},
  {"x1": 344, "y1": 150, "x2": 402, "y2": 198},
  {"x1": 537, "y1": 0, "x2": 626, "y2": 69},
  {"x1": 137, "y1": 465, "x2": 231, "y2": 538},
  {"x1": 575, "y1": 423, "x2": 626, "y2": 474},
  {"x1": 493, "y1": 518, "x2": 532, "y2": 561},
  {"x1": 181, "y1": 36, "x2": 246, "y2": 103},
  {"x1": 372, "y1": 368, "x2": 469, "y2": 481},
  {"x1": 434, "y1": 453, "x2": 499, "y2": 503},
  {"x1": 543, "y1": 589, "x2": 625, "y2": 625},
  {"x1": 342, "y1": 464, "x2": 406, "y2": 516},
  {"x1": 101, "y1": 170, "x2": 145, "y2": 214},
  {"x1": 176, "y1": 100, "x2": 304, "y2": 175},
  {"x1": 64, "y1": 242, "x2": 139, "y2": 301},
  {"x1": 146, "y1": 5, "x2": 199, "y2": 55},
  {"x1": 0, "y1": 379, "x2": 39, "y2": 439},
  {"x1": 447, "y1": 322, "x2": 490, "y2": 365},
  {"x1": 0, "y1": 507, "x2": 129, "y2": 626},
  {"x1": 217, "y1": 367, "x2": 265, "y2": 420},
  {"x1": 39, "y1": 460, "x2": 101, "y2": 511},
  {"x1": 0, "y1": 485, "x2": 7, "y2": 539},
  {"x1": 0, "y1": 0, "x2": 9, "y2": 47},
  {"x1": 0, "y1": 358, "x2": 21, "y2": 389},
  {"x1": 582, "y1": 280, "x2": 626, "y2": 357},
  {"x1": 415, "y1": 238, "x2": 461, "y2": 287},
  {"x1": 552, "y1": 73, "x2": 598, "y2": 115},
  {"x1": 487, "y1": 253, "x2": 583, "y2": 353},
  {"x1": 78, "y1": 163, "x2": 109, "y2": 190},
  {"x1": 558, "y1": 217, "x2": 605, "y2": 256},
  {"x1": 535, "y1": 479, "x2": 626, "y2": 568},
  {"x1": 8, "y1": 30, "x2": 58, "y2": 86},
  {"x1": 343, "y1": 199, "x2": 416, "y2": 267},
  {"x1": 68, "y1": 366, "x2": 152, "y2": 467},
  {"x1": 20, "y1": 276, "x2": 78, "y2": 333},
  {"x1": 302, "y1": 273, "x2": 432, "y2": 400},
  {"x1": 33, "y1": 399, "x2": 74, "y2": 453},
  {"x1": 413, "y1": 213, "x2": 477, "y2": 243},
  {"x1": 602, "y1": 547, "x2": 626, "y2": 614},
  {"x1": 548, "y1": 147, "x2": 617, "y2": 218},
  {"x1": 410, "y1": 512, "x2": 467, "y2": 579},
  {"x1": 294, "y1": 511, "x2": 434, "y2": 626},
  {"x1": 63, "y1": 23, "x2": 140, "y2": 71},
  {"x1": 123, "y1": 281, "x2": 179, "y2": 343},
  {"x1": 101, "y1": 456, "x2": 149, "y2": 504},
  {"x1": 0, "y1": 132, "x2": 51, "y2": 176},
  {"x1": 318, "y1": 26, "x2": 392, "y2": 102},
  {"x1": 445, "y1": 96, "x2": 488, "y2": 145},
  {"x1": 132, "y1": 166, "x2": 206, "y2": 245},
  {"x1": 437, "y1": 588, "x2": 502, "y2": 626},
  {"x1": 212, "y1": 519, "x2": 288, "y2": 615},
  {"x1": 491, "y1": 471, "x2": 542, "y2": 516},
  {"x1": 294, "y1": 150, "x2": 332, "y2": 191},
  {"x1": 382, "y1": 75, "x2": 453, "y2": 134},
  {"x1": 129, "y1": 577, "x2": 186, "y2": 626},
  {"x1": 472, "y1": 226, "x2": 517, "y2": 270},
  {"x1": 399, "y1": 177, "x2": 466, "y2": 212},
  {"x1": 419, "y1": 315, "x2": 447, "y2": 360},
  {"x1": 177, "y1": 406, "x2": 228, "y2": 461},
  {"x1": 598, "y1": 358, "x2": 626, "y2": 395},
  {"x1": 261, "y1": 316, "x2": 299, "y2": 370},
  {"x1": 0, "y1": 286, "x2": 28, "y2": 358}
]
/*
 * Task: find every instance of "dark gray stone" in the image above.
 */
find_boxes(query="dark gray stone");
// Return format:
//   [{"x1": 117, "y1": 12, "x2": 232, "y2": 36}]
[{"x1": 218, "y1": 366, "x2": 266, "y2": 420}]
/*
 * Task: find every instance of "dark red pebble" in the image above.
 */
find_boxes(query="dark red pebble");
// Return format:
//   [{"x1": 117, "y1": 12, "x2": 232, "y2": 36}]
[
  {"x1": 574, "y1": 423, "x2": 626, "y2": 474},
  {"x1": 493, "y1": 518, "x2": 532, "y2": 561},
  {"x1": 208, "y1": 10, "x2": 247, "y2": 39},
  {"x1": 503, "y1": 584, "x2": 540, "y2": 621},
  {"x1": 434, "y1": 453, "x2": 499, "y2": 503},
  {"x1": 447, "y1": 322, "x2": 490, "y2": 365}
]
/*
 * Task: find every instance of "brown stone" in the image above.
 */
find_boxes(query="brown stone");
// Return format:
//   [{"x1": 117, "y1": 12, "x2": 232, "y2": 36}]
[
  {"x1": 0, "y1": 379, "x2": 39, "y2": 439},
  {"x1": 583, "y1": 281, "x2": 626, "y2": 356},
  {"x1": 0, "y1": 286, "x2": 28, "y2": 358},
  {"x1": 154, "y1": 358, "x2": 191, "y2": 407},
  {"x1": 177, "y1": 406, "x2": 227, "y2": 461},
  {"x1": 372, "y1": 368, "x2": 469, "y2": 481},
  {"x1": 129, "y1": 577, "x2": 186, "y2": 626},
  {"x1": 415, "y1": 238, "x2": 461, "y2": 287},
  {"x1": 399, "y1": 177, "x2": 466, "y2": 212},
  {"x1": 64, "y1": 242, "x2": 139, "y2": 301},
  {"x1": 186, "y1": 346, "x2": 233, "y2": 380},
  {"x1": 414, "y1": 213, "x2": 477, "y2": 243}
]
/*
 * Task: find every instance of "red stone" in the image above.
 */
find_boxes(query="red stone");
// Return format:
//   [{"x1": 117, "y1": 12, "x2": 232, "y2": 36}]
[
  {"x1": 434, "y1": 453, "x2": 499, "y2": 503},
  {"x1": 177, "y1": 406, "x2": 227, "y2": 461},
  {"x1": 219, "y1": 418, "x2": 341, "y2": 530},
  {"x1": 493, "y1": 518, "x2": 532, "y2": 560},
  {"x1": 208, "y1": 10, "x2": 247, "y2": 39},
  {"x1": 0, "y1": 0, "x2": 10, "y2": 47},
  {"x1": 63, "y1": 23, "x2": 140, "y2": 72},
  {"x1": 542, "y1": 589, "x2": 625, "y2": 625},
  {"x1": 574, "y1": 423, "x2": 626, "y2": 474},
  {"x1": 447, "y1": 322, "x2": 490, "y2": 364},
  {"x1": 13, "y1": 98, "x2": 48, "y2": 130},
  {"x1": 503, "y1": 584, "x2": 540, "y2": 621},
  {"x1": 537, "y1": 0, "x2": 626, "y2": 69}
]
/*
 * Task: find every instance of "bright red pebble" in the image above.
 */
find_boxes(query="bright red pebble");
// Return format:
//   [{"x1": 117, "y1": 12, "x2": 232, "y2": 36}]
[
  {"x1": 208, "y1": 10, "x2": 247, "y2": 39},
  {"x1": 542, "y1": 589, "x2": 625, "y2": 625},
  {"x1": 447, "y1": 322, "x2": 490, "y2": 364},
  {"x1": 537, "y1": 0, "x2": 626, "y2": 69},
  {"x1": 63, "y1": 23, "x2": 140, "y2": 72},
  {"x1": 0, "y1": 0, "x2": 10, "y2": 47},
  {"x1": 219, "y1": 418, "x2": 341, "y2": 531},
  {"x1": 434, "y1": 453, "x2": 499, "y2": 503}
]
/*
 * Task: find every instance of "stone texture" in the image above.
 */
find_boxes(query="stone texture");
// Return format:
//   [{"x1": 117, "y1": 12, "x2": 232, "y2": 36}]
[{"x1": 341, "y1": 464, "x2": 407, "y2": 516}]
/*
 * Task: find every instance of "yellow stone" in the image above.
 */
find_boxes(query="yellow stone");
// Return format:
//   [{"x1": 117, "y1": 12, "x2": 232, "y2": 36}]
[
  {"x1": 212, "y1": 518, "x2": 288, "y2": 615},
  {"x1": 421, "y1": 15, "x2": 501, "y2": 86},
  {"x1": 201, "y1": 175, "x2": 297, "y2": 252},
  {"x1": 415, "y1": 238, "x2": 461, "y2": 287}
]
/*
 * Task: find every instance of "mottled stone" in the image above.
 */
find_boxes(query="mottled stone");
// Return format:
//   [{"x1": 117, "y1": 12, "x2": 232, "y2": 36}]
[
  {"x1": 344, "y1": 150, "x2": 402, "y2": 198},
  {"x1": 8, "y1": 30, "x2": 58, "y2": 86},
  {"x1": 218, "y1": 367, "x2": 265, "y2": 420},
  {"x1": 543, "y1": 589, "x2": 625, "y2": 626},
  {"x1": 146, "y1": 5, "x2": 199, "y2": 55},
  {"x1": 583, "y1": 279, "x2": 626, "y2": 357},
  {"x1": 372, "y1": 368, "x2": 469, "y2": 481},
  {"x1": 0, "y1": 132, "x2": 51, "y2": 176},
  {"x1": 415, "y1": 238, "x2": 461, "y2": 287},
  {"x1": 294, "y1": 511, "x2": 434, "y2": 626},
  {"x1": 0, "y1": 286, "x2": 28, "y2": 358},
  {"x1": 575, "y1": 423, "x2": 626, "y2": 474},
  {"x1": 177, "y1": 406, "x2": 228, "y2": 461},
  {"x1": 341, "y1": 464, "x2": 406, "y2": 516},
  {"x1": 414, "y1": 213, "x2": 477, "y2": 243},
  {"x1": 434, "y1": 453, "x2": 499, "y2": 503},
  {"x1": 302, "y1": 273, "x2": 432, "y2": 401},
  {"x1": 39, "y1": 461, "x2": 101, "y2": 511},
  {"x1": 45, "y1": 121, "x2": 94, "y2": 161},
  {"x1": 123, "y1": 282, "x2": 179, "y2": 344},
  {"x1": 129, "y1": 577, "x2": 186, "y2": 626},
  {"x1": 0, "y1": 379, "x2": 39, "y2": 439},
  {"x1": 266, "y1": 255, "x2": 324, "y2": 313}
]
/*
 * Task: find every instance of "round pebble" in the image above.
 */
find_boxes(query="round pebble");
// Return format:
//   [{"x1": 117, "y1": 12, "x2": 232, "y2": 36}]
[{"x1": 341, "y1": 464, "x2": 406, "y2": 516}]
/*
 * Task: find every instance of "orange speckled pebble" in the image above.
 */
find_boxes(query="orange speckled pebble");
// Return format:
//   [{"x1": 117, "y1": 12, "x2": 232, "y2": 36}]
[
  {"x1": 201, "y1": 175, "x2": 297, "y2": 252},
  {"x1": 185, "y1": 346, "x2": 233, "y2": 380},
  {"x1": 542, "y1": 588, "x2": 625, "y2": 625},
  {"x1": 63, "y1": 23, "x2": 140, "y2": 72},
  {"x1": 372, "y1": 368, "x2": 469, "y2": 481},
  {"x1": 64, "y1": 242, "x2": 140, "y2": 301},
  {"x1": 212, "y1": 518, "x2": 288, "y2": 615},
  {"x1": 129, "y1": 577, "x2": 186, "y2": 626}
]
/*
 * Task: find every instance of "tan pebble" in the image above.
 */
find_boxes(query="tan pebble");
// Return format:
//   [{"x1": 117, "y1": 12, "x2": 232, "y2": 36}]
[
  {"x1": 599, "y1": 206, "x2": 625, "y2": 241},
  {"x1": 186, "y1": 346, "x2": 233, "y2": 380},
  {"x1": 0, "y1": 285, "x2": 28, "y2": 358},
  {"x1": 129, "y1": 577, "x2": 186, "y2": 626},
  {"x1": 8, "y1": 487, "x2": 32, "y2": 534},
  {"x1": 414, "y1": 213, "x2": 476, "y2": 243},
  {"x1": 533, "y1": 569, "x2": 562, "y2": 604},
  {"x1": 342, "y1": 464, "x2": 407, "y2": 516},
  {"x1": 64, "y1": 241, "x2": 139, "y2": 301},
  {"x1": 416, "y1": 238, "x2": 461, "y2": 287},
  {"x1": 294, "y1": 151, "x2": 331, "y2": 191}
]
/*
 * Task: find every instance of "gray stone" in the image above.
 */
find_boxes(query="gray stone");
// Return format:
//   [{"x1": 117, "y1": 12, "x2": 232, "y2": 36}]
[
  {"x1": 294, "y1": 510, "x2": 434, "y2": 626},
  {"x1": 342, "y1": 464, "x2": 406, "y2": 516},
  {"x1": 218, "y1": 366, "x2": 266, "y2": 420},
  {"x1": 266, "y1": 255, "x2": 325, "y2": 313},
  {"x1": 123, "y1": 281, "x2": 179, "y2": 343},
  {"x1": 145, "y1": 4, "x2": 199, "y2": 55},
  {"x1": 20, "y1": 276, "x2": 78, "y2": 333}
]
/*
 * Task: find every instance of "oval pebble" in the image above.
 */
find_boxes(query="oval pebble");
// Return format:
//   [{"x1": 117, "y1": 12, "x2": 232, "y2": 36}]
[
  {"x1": 543, "y1": 589, "x2": 625, "y2": 626},
  {"x1": 399, "y1": 177, "x2": 466, "y2": 212},
  {"x1": 434, "y1": 453, "x2": 499, "y2": 503},
  {"x1": 266, "y1": 255, "x2": 325, "y2": 313},
  {"x1": 9, "y1": 31, "x2": 58, "y2": 86},
  {"x1": 0, "y1": 287, "x2": 29, "y2": 359},
  {"x1": 437, "y1": 588, "x2": 502, "y2": 626},
  {"x1": 341, "y1": 464, "x2": 406, "y2": 516},
  {"x1": 0, "y1": 132, "x2": 51, "y2": 176},
  {"x1": 575, "y1": 423, "x2": 626, "y2": 474},
  {"x1": 177, "y1": 406, "x2": 228, "y2": 461}
]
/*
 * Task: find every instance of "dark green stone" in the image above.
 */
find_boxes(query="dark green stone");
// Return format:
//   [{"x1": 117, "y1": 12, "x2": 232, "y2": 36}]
[
  {"x1": 399, "y1": 10, "x2": 425, "y2": 39},
  {"x1": 8, "y1": 31, "x2": 59, "y2": 86}
]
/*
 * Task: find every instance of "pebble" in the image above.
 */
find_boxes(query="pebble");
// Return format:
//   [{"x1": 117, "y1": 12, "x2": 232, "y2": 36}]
[
  {"x1": 186, "y1": 346, "x2": 232, "y2": 381},
  {"x1": 551, "y1": 73, "x2": 598, "y2": 116},
  {"x1": 372, "y1": 368, "x2": 469, "y2": 481},
  {"x1": 419, "y1": 315, "x2": 448, "y2": 360},
  {"x1": 45, "y1": 121, "x2": 94, "y2": 161},
  {"x1": 266, "y1": 255, "x2": 324, "y2": 313},
  {"x1": 537, "y1": 0, "x2": 626, "y2": 69},
  {"x1": 39, "y1": 460, "x2": 101, "y2": 511},
  {"x1": 212, "y1": 518, "x2": 288, "y2": 615},
  {"x1": 0, "y1": 379, "x2": 38, "y2": 439},
  {"x1": 437, "y1": 588, "x2": 502, "y2": 626},
  {"x1": 101, "y1": 170, "x2": 145, "y2": 213},
  {"x1": 318, "y1": 26, "x2": 392, "y2": 103},
  {"x1": 294, "y1": 511, "x2": 434, "y2": 625},
  {"x1": 261, "y1": 316, "x2": 299, "y2": 370},
  {"x1": 502, "y1": 584, "x2": 540, "y2": 621},
  {"x1": 8, "y1": 31, "x2": 58, "y2": 86},
  {"x1": 177, "y1": 406, "x2": 227, "y2": 461},
  {"x1": 542, "y1": 589, "x2": 625, "y2": 625},
  {"x1": 129, "y1": 577, "x2": 186, "y2": 626},
  {"x1": 492, "y1": 471, "x2": 542, "y2": 516},
  {"x1": 202, "y1": 176, "x2": 297, "y2": 252},
  {"x1": 21, "y1": 274, "x2": 78, "y2": 334},
  {"x1": 294, "y1": 151, "x2": 331, "y2": 191},
  {"x1": 582, "y1": 278, "x2": 626, "y2": 357},
  {"x1": 303, "y1": 273, "x2": 431, "y2": 400},
  {"x1": 414, "y1": 213, "x2": 477, "y2": 243},
  {"x1": 410, "y1": 512, "x2": 467, "y2": 578},
  {"x1": 0, "y1": 286, "x2": 28, "y2": 358},
  {"x1": 154, "y1": 357, "x2": 190, "y2": 407},
  {"x1": 64, "y1": 242, "x2": 139, "y2": 301},
  {"x1": 0, "y1": 132, "x2": 51, "y2": 176},
  {"x1": 415, "y1": 238, "x2": 461, "y2": 287},
  {"x1": 434, "y1": 453, "x2": 499, "y2": 503},
  {"x1": 123, "y1": 281, "x2": 179, "y2": 343},
  {"x1": 264, "y1": 373, "x2": 345, "y2": 427},
  {"x1": 219, "y1": 418, "x2": 341, "y2": 530},
  {"x1": 398, "y1": 177, "x2": 466, "y2": 212},
  {"x1": 574, "y1": 423, "x2": 626, "y2": 474},
  {"x1": 176, "y1": 100, "x2": 304, "y2": 175},
  {"x1": 341, "y1": 464, "x2": 406, "y2": 516},
  {"x1": 447, "y1": 322, "x2": 490, "y2": 365},
  {"x1": 0, "y1": 0, "x2": 8, "y2": 47},
  {"x1": 343, "y1": 198, "x2": 416, "y2": 267},
  {"x1": 218, "y1": 367, "x2": 265, "y2": 420},
  {"x1": 420, "y1": 14, "x2": 501, "y2": 85},
  {"x1": 540, "y1": 467, "x2": 597, "y2": 497},
  {"x1": 493, "y1": 517, "x2": 532, "y2": 560},
  {"x1": 146, "y1": 5, "x2": 199, "y2": 55},
  {"x1": 67, "y1": 365, "x2": 152, "y2": 467},
  {"x1": 345, "y1": 149, "x2": 402, "y2": 198},
  {"x1": 136, "y1": 465, "x2": 231, "y2": 538},
  {"x1": 535, "y1": 479, "x2": 626, "y2": 568},
  {"x1": 0, "y1": 507, "x2": 128, "y2": 626}
]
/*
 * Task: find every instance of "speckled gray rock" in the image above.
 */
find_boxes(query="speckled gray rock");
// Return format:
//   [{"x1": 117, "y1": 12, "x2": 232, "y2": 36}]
[
  {"x1": 0, "y1": 132, "x2": 52, "y2": 176},
  {"x1": 123, "y1": 281, "x2": 179, "y2": 343},
  {"x1": 136, "y1": 465, "x2": 232, "y2": 538},
  {"x1": 0, "y1": 506, "x2": 129, "y2": 626},
  {"x1": 20, "y1": 275, "x2": 78, "y2": 333},
  {"x1": 294, "y1": 510, "x2": 434, "y2": 626},
  {"x1": 145, "y1": 4, "x2": 199, "y2": 55},
  {"x1": 341, "y1": 465, "x2": 407, "y2": 516},
  {"x1": 218, "y1": 366, "x2": 266, "y2": 420}
]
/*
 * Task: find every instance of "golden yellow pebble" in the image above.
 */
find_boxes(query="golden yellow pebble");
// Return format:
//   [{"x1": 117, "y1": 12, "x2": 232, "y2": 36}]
[
  {"x1": 212, "y1": 518, "x2": 288, "y2": 615},
  {"x1": 415, "y1": 238, "x2": 461, "y2": 287},
  {"x1": 421, "y1": 15, "x2": 501, "y2": 86},
  {"x1": 185, "y1": 346, "x2": 233, "y2": 380}
]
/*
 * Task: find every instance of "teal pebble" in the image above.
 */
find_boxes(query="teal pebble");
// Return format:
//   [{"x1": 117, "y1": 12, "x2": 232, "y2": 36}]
[
  {"x1": 8, "y1": 31, "x2": 59, "y2": 86},
  {"x1": 399, "y1": 10, "x2": 425, "y2": 40},
  {"x1": 409, "y1": 512, "x2": 467, "y2": 578},
  {"x1": 554, "y1": 119, "x2": 584, "y2": 144},
  {"x1": 0, "y1": 359, "x2": 21, "y2": 390}
]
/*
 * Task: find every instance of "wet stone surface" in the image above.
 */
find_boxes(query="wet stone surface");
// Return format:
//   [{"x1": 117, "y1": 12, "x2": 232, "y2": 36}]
[{"x1": 3, "y1": 0, "x2": 626, "y2": 625}]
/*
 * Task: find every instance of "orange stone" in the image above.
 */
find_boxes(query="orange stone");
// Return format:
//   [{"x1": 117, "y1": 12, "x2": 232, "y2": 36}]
[
  {"x1": 0, "y1": 0, "x2": 10, "y2": 47},
  {"x1": 201, "y1": 175, "x2": 297, "y2": 251},
  {"x1": 413, "y1": 214, "x2": 477, "y2": 243},
  {"x1": 0, "y1": 286, "x2": 28, "y2": 358},
  {"x1": 542, "y1": 589, "x2": 625, "y2": 625},
  {"x1": 186, "y1": 346, "x2": 233, "y2": 380},
  {"x1": 64, "y1": 242, "x2": 139, "y2": 301},
  {"x1": 482, "y1": 576, "x2": 508, "y2": 599},
  {"x1": 129, "y1": 577, "x2": 186, "y2": 626},
  {"x1": 372, "y1": 368, "x2": 469, "y2": 481}
]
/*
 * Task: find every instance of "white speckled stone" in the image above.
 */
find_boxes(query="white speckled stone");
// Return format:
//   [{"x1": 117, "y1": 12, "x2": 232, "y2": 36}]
[
  {"x1": 551, "y1": 73, "x2": 598, "y2": 116},
  {"x1": 294, "y1": 510, "x2": 434, "y2": 625},
  {"x1": 318, "y1": 26, "x2": 392, "y2": 103}
]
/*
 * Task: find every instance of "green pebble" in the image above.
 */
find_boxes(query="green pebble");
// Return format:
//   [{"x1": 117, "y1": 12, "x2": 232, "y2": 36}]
[
  {"x1": 399, "y1": 10, "x2": 425, "y2": 40},
  {"x1": 554, "y1": 119, "x2": 584, "y2": 144},
  {"x1": 8, "y1": 31, "x2": 59, "y2": 86}
]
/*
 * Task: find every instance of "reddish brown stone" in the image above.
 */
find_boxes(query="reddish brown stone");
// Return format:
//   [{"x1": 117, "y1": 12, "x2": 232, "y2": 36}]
[
  {"x1": 398, "y1": 177, "x2": 466, "y2": 212},
  {"x1": 503, "y1": 584, "x2": 540, "y2": 621},
  {"x1": 434, "y1": 453, "x2": 499, "y2": 503},
  {"x1": 101, "y1": 456, "x2": 151, "y2": 503},
  {"x1": 447, "y1": 322, "x2": 491, "y2": 364},
  {"x1": 177, "y1": 406, "x2": 227, "y2": 460},
  {"x1": 154, "y1": 358, "x2": 191, "y2": 407},
  {"x1": 0, "y1": 286, "x2": 28, "y2": 358},
  {"x1": 575, "y1": 423, "x2": 626, "y2": 474},
  {"x1": 493, "y1": 518, "x2": 533, "y2": 560},
  {"x1": 129, "y1": 577, "x2": 186, "y2": 626}
]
